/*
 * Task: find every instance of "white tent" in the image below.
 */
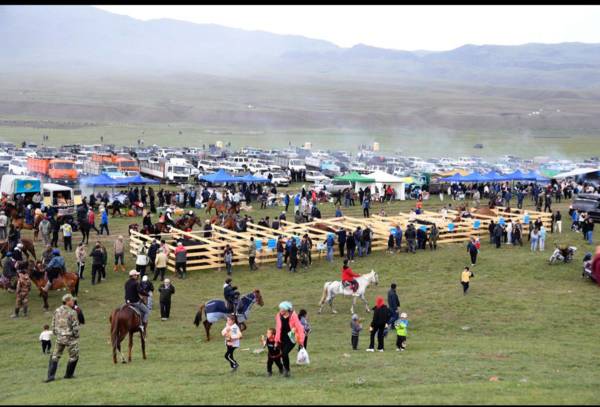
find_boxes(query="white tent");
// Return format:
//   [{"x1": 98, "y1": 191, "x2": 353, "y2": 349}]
[
  {"x1": 553, "y1": 167, "x2": 600, "y2": 179},
  {"x1": 355, "y1": 170, "x2": 408, "y2": 200}
]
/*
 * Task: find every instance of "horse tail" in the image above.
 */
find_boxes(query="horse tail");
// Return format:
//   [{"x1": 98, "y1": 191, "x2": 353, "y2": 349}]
[
  {"x1": 319, "y1": 282, "x2": 330, "y2": 306},
  {"x1": 194, "y1": 303, "x2": 204, "y2": 327}
]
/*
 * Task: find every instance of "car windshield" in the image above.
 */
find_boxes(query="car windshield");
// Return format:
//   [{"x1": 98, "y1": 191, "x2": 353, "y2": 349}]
[{"x1": 50, "y1": 162, "x2": 74, "y2": 170}]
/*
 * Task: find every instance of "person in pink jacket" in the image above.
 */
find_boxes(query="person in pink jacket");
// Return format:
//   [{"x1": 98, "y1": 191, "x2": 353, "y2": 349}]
[{"x1": 275, "y1": 301, "x2": 305, "y2": 378}]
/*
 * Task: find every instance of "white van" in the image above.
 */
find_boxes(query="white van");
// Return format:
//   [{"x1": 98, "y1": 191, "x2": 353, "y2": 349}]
[
  {"x1": 42, "y1": 183, "x2": 82, "y2": 216},
  {"x1": 9, "y1": 158, "x2": 29, "y2": 175}
]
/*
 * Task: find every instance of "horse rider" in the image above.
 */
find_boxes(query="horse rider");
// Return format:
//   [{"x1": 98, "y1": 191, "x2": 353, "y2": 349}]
[
  {"x1": 8, "y1": 225, "x2": 20, "y2": 252},
  {"x1": 142, "y1": 211, "x2": 153, "y2": 233},
  {"x1": 341, "y1": 260, "x2": 360, "y2": 293},
  {"x1": 45, "y1": 293, "x2": 80, "y2": 383},
  {"x1": 164, "y1": 208, "x2": 175, "y2": 228},
  {"x1": 44, "y1": 249, "x2": 66, "y2": 292},
  {"x1": 124, "y1": 269, "x2": 149, "y2": 335},
  {"x1": 223, "y1": 278, "x2": 240, "y2": 314},
  {"x1": 41, "y1": 244, "x2": 54, "y2": 267},
  {"x1": 2, "y1": 252, "x2": 17, "y2": 290},
  {"x1": 12, "y1": 243, "x2": 24, "y2": 262}
]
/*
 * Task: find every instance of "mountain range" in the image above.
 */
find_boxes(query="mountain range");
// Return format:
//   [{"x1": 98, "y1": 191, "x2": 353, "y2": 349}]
[{"x1": 2, "y1": 5, "x2": 600, "y2": 89}]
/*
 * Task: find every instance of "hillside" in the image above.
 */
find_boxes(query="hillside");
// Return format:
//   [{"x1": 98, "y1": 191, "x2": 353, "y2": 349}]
[{"x1": 1, "y1": 6, "x2": 600, "y2": 88}]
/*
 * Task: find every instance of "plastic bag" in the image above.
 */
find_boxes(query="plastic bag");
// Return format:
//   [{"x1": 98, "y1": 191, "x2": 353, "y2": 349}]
[{"x1": 296, "y1": 347, "x2": 310, "y2": 365}]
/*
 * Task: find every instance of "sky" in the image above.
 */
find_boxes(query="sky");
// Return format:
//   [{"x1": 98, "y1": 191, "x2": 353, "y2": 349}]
[{"x1": 94, "y1": 5, "x2": 600, "y2": 51}]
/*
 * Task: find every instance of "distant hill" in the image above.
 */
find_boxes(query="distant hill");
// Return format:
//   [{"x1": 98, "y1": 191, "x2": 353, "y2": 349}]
[{"x1": 2, "y1": 5, "x2": 600, "y2": 89}]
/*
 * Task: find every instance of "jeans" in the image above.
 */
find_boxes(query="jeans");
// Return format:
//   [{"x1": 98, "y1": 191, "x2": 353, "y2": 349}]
[
  {"x1": 530, "y1": 238, "x2": 538, "y2": 251},
  {"x1": 326, "y1": 246, "x2": 333, "y2": 262},
  {"x1": 100, "y1": 224, "x2": 109, "y2": 235},
  {"x1": 77, "y1": 262, "x2": 85, "y2": 279},
  {"x1": 539, "y1": 238, "x2": 545, "y2": 251},
  {"x1": 276, "y1": 252, "x2": 283, "y2": 269},
  {"x1": 92, "y1": 264, "x2": 102, "y2": 284},
  {"x1": 225, "y1": 261, "x2": 232, "y2": 275},
  {"x1": 153, "y1": 267, "x2": 165, "y2": 281},
  {"x1": 132, "y1": 301, "x2": 149, "y2": 324},
  {"x1": 347, "y1": 246, "x2": 355, "y2": 260},
  {"x1": 363, "y1": 241, "x2": 370, "y2": 255},
  {"x1": 587, "y1": 231, "x2": 593, "y2": 245},
  {"x1": 357, "y1": 243, "x2": 363, "y2": 257},
  {"x1": 146, "y1": 294, "x2": 153, "y2": 311}
]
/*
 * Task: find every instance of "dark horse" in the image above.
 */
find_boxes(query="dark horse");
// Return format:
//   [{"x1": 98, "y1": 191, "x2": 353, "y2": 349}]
[
  {"x1": 28, "y1": 260, "x2": 79, "y2": 310},
  {"x1": 109, "y1": 305, "x2": 147, "y2": 364},
  {"x1": 0, "y1": 238, "x2": 37, "y2": 262},
  {"x1": 193, "y1": 289, "x2": 263, "y2": 341}
]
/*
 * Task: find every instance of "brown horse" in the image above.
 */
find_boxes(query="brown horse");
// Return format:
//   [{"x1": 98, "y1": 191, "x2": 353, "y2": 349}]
[
  {"x1": 313, "y1": 223, "x2": 337, "y2": 233},
  {"x1": 109, "y1": 305, "x2": 147, "y2": 364},
  {"x1": 221, "y1": 214, "x2": 237, "y2": 230},
  {"x1": 0, "y1": 238, "x2": 37, "y2": 262},
  {"x1": 473, "y1": 207, "x2": 497, "y2": 217},
  {"x1": 28, "y1": 260, "x2": 79, "y2": 310},
  {"x1": 175, "y1": 216, "x2": 198, "y2": 231},
  {"x1": 205, "y1": 199, "x2": 226, "y2": 216},
  {"x1": 32, "y1": 213, "x2": 44, "y2": 240}
]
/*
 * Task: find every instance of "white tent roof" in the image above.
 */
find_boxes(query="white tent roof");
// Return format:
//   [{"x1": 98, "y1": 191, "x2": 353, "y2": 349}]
[
  {"x1": 366, "y1": 170, "x2": 407, "y2": 183},
  {"x1": 553, "y1": 167, "x2": 600, "y2": 179}
]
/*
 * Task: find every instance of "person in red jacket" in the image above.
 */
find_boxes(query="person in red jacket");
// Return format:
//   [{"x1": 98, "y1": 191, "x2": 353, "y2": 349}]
[{"x1": 341, "y1": 259, "x2": 360, "y2": 292}]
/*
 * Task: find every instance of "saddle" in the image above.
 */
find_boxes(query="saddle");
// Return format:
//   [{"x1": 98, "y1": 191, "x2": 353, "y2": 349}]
[{"x1": 122, "y1": 303, "x2": 142, "y2": 318}]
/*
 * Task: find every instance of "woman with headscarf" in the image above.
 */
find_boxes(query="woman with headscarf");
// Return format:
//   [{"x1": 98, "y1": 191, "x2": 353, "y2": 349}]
[
  {"x1": 274, "y1": 301, "x2": 305, "y2": 378},
  {"x1": 366, "y1": 296, "x2": 390, "y2": 352}
]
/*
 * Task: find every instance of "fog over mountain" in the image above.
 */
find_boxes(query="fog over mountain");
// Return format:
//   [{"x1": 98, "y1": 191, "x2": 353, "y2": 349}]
[{"x1": 2, "y1": 5, "x2": 600, "y2": 89}]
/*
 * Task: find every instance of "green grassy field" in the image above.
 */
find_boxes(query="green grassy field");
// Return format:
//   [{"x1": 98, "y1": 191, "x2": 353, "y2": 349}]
[{"x1": 1, "y1": 197, "x2": 599, "y2": 404}]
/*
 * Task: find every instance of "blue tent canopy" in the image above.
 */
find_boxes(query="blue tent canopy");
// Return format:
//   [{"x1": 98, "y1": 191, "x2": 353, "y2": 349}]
[
  {"x1": 238, "y1": 173, "x2": 270, "y2": 183},
  {"x1": 525, "y1": 170, "x2": 550, "y2": 183},
  {"x1": 505, "y1": 170, "x2": 529, "y2": 181},
  {"x1": 119, "y1": 174, "x2": 160, "y2": 185},
  {"x1": 440, "y1": 172, "x2": 466, "y2": 182},
  {"x1": 199, "y1": 169, "x2": 240, "y2": 183},
  {"x1": 80, "y1": 174, "x2": 128, "y2": 187},
  {"x1": 460, "y1": 172, "x2": 485, "y2": 182}
]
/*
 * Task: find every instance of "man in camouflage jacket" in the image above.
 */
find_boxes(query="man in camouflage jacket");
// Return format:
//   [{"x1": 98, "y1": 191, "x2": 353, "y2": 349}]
[
  {"x1": 11, "y1": 267, "x2": 31, "y2": 318},
  {"x1": 45, "y1": 293, "x2": 80, "y2": 382}
]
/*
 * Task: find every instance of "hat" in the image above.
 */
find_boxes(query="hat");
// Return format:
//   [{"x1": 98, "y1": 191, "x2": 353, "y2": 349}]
[
  {"x1": 400, "y1": 312, "x2": 408, "y2": 318},
  {"x1": 351, "y1": 313, "x2": 359, "y2": 321},
  {"x1": 164, "y1": 278, "x2": 170, "y2": 284},
  {"x1": 52, "y1": 248, "x2": 60, "y2": 255},
  {"x1": 5, "y1": 251, "x2": 12, "y2": 257},
  {"x1": 142, "y1": 275, "x2": 148, "y2": 282},
  {"x1": 391, "y1": 283, "x2": 397, "y2": 289},
  {"x1": 278, "y1": 301, "x2": 293, "y2": 311},
  {"x1": 129, "y1": 270, "x2": 140, "y2": 277},
  {"x1": 62, "y1": 293, "x2": 75, "y2": 302},
  {"x1": 17, "y1": 243, "x2": 23, "y2": 249}
]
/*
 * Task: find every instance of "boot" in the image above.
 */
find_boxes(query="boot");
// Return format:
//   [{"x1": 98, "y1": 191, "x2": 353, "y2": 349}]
[
  {"x1": 120, "y1": 265, "x2": 126, "y2": 272},
  {"x1": 44, "y1": 359, "x2": 58, "y2": 383},
  {"x1": 22, "y1": 306, "x2": 28, "y2": 317},
  {"x1": 64, "y1": 359, "x2": 78, "y2": 379},
  {"x1": 44, "y1": 281, "x2": 51, "y2": 293},
  {"x1": 113, "y1": 265, "x2": 118, "y2": 272},
  {"x1": 10, "y1": 308, "x2": 19, "y2": 318}
]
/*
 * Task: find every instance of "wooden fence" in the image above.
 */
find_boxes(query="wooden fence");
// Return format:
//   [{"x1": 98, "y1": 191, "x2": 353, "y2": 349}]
[{"x1": 128, "y1": 206, "x2": 553, "y2": 273}]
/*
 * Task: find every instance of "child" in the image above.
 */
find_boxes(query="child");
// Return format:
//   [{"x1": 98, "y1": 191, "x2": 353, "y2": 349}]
[
  {"x1": 298, "y1": 309, "x2": 311, "y2": 349},
  {"x1": 221, "y1": 314, "x2": 242, "y2": 372},
  {"x1": 394, "y1": 312, "x2": 409, "y2": 351},
  {"x1": 39, "y1": 324, "x2": 52, "y2": 354},
  {"x1": 461, "y1": 266, "x2": 474, "y2": 295},
  {"x1": 260, "y1": 328, "x2": 283, "y2": 376},
  {"x1": 387, "y1": 232, "x2": 395, "y2": 253},
  {"x1": 350, "y1": 314, "x2": 362, "y2": 350}
]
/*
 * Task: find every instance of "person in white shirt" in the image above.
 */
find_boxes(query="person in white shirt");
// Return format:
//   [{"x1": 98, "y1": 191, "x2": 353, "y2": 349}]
[
  {"x1": 39, "y1": 324, "x2": 53, "y2": 354},
  {"x1": 221, "y1": 314, "x2": 242, "y2": 372},
  {"x1": 0, "y1": 210, "x2": 7, "y2": 240}
]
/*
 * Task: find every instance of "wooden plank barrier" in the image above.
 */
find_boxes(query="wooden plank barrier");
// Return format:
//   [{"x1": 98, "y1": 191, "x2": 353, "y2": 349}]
[{"x1": 127, "y1": 206, "x2": 553, "y2": 273}]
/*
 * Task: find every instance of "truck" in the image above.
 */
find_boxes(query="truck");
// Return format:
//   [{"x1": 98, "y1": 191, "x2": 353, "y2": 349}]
[
  {"x1": 92, "y1": 153, "x2": 140, "y2": 173},
  {"x1": 42, "y1": 183, "x2": 82, "y2": 217},
  {"x1": 572, "y1": 193, "x2": 600, "y2": 223},
  {"x1": 27, "y1": 157, "x2": 78, "y2": 184},
  {"x1": 140, "y1": 159, "x2": 191, "y2": 183},
  {"x1": 0, "y1": 174, "x2": 42, "y2": 200}
]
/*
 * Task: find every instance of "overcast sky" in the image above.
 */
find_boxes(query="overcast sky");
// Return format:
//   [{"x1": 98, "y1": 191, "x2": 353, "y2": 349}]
[{"x1": 95, "y1": 5, "x2": 600, "y2": 51}]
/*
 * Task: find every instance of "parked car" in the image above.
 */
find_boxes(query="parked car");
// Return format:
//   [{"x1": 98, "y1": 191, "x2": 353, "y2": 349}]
[
  {"x1": 314, "y1": 179, "x2": 352, "y2": 193},
  {"x1": 305, "y1": 170, "x2": 329, "y2": 183},
  {"x1": 8, "y1": 158, "x2": 29, "y2": 175},
  {"x1": 262, "y1": 171, "x2": 290, "y2": 186},
  {"x1": 572, "y1": 193, "x2": 600, "y2": 223}
]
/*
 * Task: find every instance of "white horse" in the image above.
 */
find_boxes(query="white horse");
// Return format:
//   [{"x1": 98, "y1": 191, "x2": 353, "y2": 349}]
[{"x1": 318, "y1": 270, "x2": 379, "y2": 314}]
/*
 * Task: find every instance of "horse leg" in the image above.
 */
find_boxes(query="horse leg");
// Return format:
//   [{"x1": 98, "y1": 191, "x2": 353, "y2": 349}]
[
  {"x1": 330, "y1": 296, "x2": 337, "y2": 314},
  {"x1": 361, "y1": 295, "x2": 371, "y2": 313},
  {"x1": 42, "y1": 290, "x2": 49, "y2": 310},
  {"x1": 203, "y1": 320, "x2": 211, "y2": 341},
  {"x1": 351, "y1": 296, "x2": 356, "y2": 315},
  {"x1": 128, "y1": 332, "x2": 133, "y2": 362},
  {"x1": 141, "y1": 331, "x2": 147, "y2": 360}
]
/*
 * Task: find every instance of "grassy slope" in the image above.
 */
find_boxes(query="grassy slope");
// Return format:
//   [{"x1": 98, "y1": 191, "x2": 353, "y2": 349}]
[{"x1": 0, "y1": 196, "x2": 599, "y2": 405}]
